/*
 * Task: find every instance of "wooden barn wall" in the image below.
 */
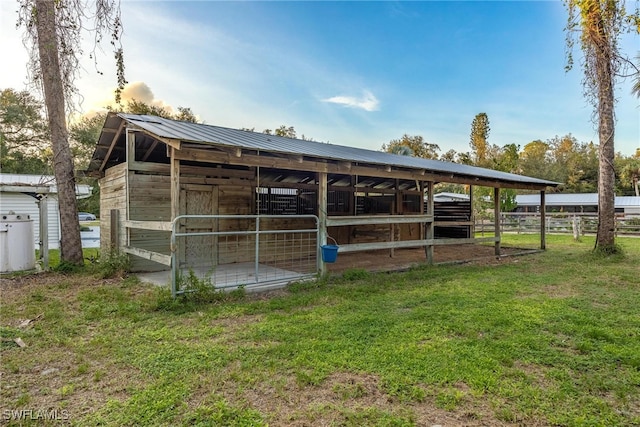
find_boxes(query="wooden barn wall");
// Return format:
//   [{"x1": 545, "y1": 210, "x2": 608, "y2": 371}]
[
  {"x1": 99, "y1": 163, "x2": 127, "y2": 253},
  {"x1": 128, "y1": 172, "x2": 172, "y2": 272}
]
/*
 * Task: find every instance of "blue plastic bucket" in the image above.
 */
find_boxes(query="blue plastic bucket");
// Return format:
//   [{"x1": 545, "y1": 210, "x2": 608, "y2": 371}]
[{"x1": 320, "y1": 244, "x2": 339, "y2": 263}]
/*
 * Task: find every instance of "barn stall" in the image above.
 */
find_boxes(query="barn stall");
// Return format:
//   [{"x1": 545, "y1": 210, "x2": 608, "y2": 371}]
[{"x1": 86, "y1": 113, "x2": 558, "y2": 295}]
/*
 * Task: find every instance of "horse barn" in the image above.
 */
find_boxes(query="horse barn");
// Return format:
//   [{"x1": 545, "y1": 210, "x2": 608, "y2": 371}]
[{"x1": 86, "y1": 113, "x2": 558, "y2": 295}]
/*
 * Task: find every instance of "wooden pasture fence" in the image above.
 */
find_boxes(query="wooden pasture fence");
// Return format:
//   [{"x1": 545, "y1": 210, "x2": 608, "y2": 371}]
[{"x1": 476, "y1": 213, "x2": 640, "y2": 237}]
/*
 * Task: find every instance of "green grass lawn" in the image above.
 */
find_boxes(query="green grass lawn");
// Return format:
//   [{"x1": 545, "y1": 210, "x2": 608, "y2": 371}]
[{"x1": 1, "y1": 235, "x2": 639, "y2": 426}]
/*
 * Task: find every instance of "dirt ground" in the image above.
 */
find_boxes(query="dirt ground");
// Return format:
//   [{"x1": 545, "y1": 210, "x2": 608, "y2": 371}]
[{"x1": 327, "y1": 244, "x2": 539, "y2": 274}]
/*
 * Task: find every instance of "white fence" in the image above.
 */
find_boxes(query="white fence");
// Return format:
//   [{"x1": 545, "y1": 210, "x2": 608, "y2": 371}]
[{"x1": 476, "y1": 213, "x2": 640, "y2": 237}]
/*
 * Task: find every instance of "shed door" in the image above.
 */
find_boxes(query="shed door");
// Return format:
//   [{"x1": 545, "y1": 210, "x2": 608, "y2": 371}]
[{"x1": 180, "y1": 186, "x2": 219, "y2": 269}]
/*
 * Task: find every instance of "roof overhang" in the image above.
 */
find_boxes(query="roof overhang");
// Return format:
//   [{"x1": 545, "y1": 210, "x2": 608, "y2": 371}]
[{"x1": 86, "y1": 113, "x2": 560, "y2": 191}]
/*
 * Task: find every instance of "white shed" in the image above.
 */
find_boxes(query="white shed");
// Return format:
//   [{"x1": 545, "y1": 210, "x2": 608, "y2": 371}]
[{"x1": 0, "y1": 174, "x2": 92, "y2": 249}]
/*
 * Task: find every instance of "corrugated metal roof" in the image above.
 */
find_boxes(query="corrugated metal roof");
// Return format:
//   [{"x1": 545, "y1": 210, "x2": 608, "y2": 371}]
[
  {"x1": 516, "y1": 193, "x2": 640, "y2": 208},
  {"x1": 0, "y1": 173, "x2": 92, "y2": 196},
  {"x1": 111, "y1": 114, "x2": 559, "y2": 187}
]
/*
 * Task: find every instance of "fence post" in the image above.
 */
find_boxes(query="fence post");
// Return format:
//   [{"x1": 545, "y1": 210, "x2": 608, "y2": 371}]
[{"x1": 110, "y1": 209, "x2": 119, "y2": 251}]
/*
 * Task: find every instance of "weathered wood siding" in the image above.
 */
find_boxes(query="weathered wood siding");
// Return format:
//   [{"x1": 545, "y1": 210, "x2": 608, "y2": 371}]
[
  {"x1": 128, "y1": 172, "x2": 172, "y2": 272},
  {"x1": 99, "y1": 163, "x2": 127, "y2": 253}
]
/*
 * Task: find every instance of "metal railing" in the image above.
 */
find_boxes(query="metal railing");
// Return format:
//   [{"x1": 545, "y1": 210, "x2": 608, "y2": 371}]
[{"x1": 170, "y1": 215, "x2": 319, "y2": 297}]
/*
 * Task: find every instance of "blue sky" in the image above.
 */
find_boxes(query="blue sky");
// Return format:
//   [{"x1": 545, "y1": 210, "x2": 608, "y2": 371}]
[{"x1": 1, "y1": 0, "x2": 638, "y2": 156}]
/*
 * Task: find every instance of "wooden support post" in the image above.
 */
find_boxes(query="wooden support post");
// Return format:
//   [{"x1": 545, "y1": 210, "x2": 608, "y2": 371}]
[
  {"x1": 425, "y1": 181, "x2": 434, "y2": 264},
  {"x1": 419, "y1": 181, "x2": 425, "y2": 243},
  {"x1": 126, "y1": 129, "x2": 135, "y2": 166},
  {"x1": 170, "y1": 147, "x2": 180, "y2": 220},
  {"x1": 540, "y1": 190, "x2": 546, "y2": 250},
  {"x1": 318, "y1": 172, "x2": 328, "y2": 275},
  {"x1": 494, "y1": 187, "x2": 501, "y2": 256},
  {"x1": 38, "y1": 195, "x2": 49, "y2": 270},
  {"x1": 110, "y1": 209, "x2": 120, "y2": 252},
  {"x1": 469, "y1": 185, "x2": 474, "y2": 238},
  {"x1": 390, "y1": 178, "x2": 401, "y2": 258}
]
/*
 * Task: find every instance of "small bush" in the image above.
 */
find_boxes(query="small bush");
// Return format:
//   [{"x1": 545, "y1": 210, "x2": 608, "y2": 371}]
[
  {"x1": 54, "y1": 260, "x2": 83, "y2": 274},
  {"x1": 89, "y1": 251, "x2": 130, "y2": 279}
]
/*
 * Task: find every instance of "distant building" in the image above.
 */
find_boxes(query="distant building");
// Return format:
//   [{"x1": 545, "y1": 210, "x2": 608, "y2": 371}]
[
  {"x1": 0, "y1": 174, "x2": 93, "y2": 249},
  {"x1": 433, "y1": 192, "x2": 470, "y2": 203},
  {"x1": 514, "y1": 193, "x2": 640, "y2": 216}
]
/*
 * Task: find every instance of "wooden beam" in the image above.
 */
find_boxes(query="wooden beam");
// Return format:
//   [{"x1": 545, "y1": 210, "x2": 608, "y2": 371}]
[
  {"x1": 540, "y1": 190, "x2": 546, "y2": 250},
  {"x1": 122, "y1": 246, "x2": 171, "y2": 266},
  {"x1": 99, "y1": 120, "x2": 126, "y2": 172},
  {"x1": 128, "y1": 161, "x2": 254, "y2": 179},
  {"x1": 110, "y1": 209, "x2": 119, "y2": 251},
  {"x1": 141, "y1": 140, "x2": 160, "y2": 162},
  {"x1": 338, "y1": 236, "x2": 499, "y2": 253},
  {"x1": 124, "y1": 220, "x2": 173, "y2": 232},
  {"x1": 326, "y1": 214, "x2": 433, "y2": 226},
  {"x1": 173, "y1": 146, "x2": 553, "y2": 191},
  {"x1": 425, "y1": 181, "x2": 434, "y2": 264},
  {"x1": 126, "y1": 129, "x2": 136, "y2": 166},
  {"x1": 170, "y1": 148, "x2": 180, "y2": 220},
  {"x1": 469, "y1": 185, "x2": 475, "y2": 237},
  {"x1": 433, "y1": 221, "x2": 474, "y2": 227},
  {"x1": 318, "y1": 172, "x2": 328, "y2": 275},
  {"x1": 494, "y1": 187, "x2": 501, "y2": 256}
]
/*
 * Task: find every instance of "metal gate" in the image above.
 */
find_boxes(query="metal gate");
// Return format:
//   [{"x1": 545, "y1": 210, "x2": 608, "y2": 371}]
[{"x1": 170, "y1": 215, "x2": 319, "y2": 296}]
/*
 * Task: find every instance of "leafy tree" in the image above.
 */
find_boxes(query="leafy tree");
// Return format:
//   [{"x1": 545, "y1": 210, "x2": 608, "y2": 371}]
[
  {"x1": 261, "y1": 125, "x2": 315, "y2": 140},
  {"x1": 455, "y1": 151, "x2": 474, "y2": 165},
  {"x1": 69, "y1": 114, "x2": 104, "y2": 171},
  {"x1": 274, "y1": 125, "x2": 296, "y2": 138},
  {"x1": 493, "y1": 143, "x2": 520, "y2": 173},
  {"x1": 389, "y1": 145, "x2": 414, "y2": 156},
  {"x1": 0, "y1": 88, "x2": 52, "y2": 173},
  {"x1": 470, "y1": 113, "x2": 490, "y2": 166},
  {"x1": 382, "y1": 134, "x2": 440, "y2": 159},
  {"x1": 565, "y1": 0, "x2": 639, "y2": 252},
  {"x1": 564, "y1": 141, "x2": 599, "y2": 193},
  {"x1": 618, "y1": 156, "x2": 640, "y2": 196},
  {"x1": 440, "y1": 149, "x2": 457, "y2": 162},
  {"x1": 519, "y1": 140, "x2": 552, "y2": 180},
  {"x1": 18, "y1": 0, "x2": 126, "y2": 265}
]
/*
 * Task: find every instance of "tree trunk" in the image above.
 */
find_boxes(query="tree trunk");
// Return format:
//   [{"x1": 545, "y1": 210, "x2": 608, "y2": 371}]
[
  {"x1": 594, "y1": 12, "x2": 616, "y2": 250},
  {"x1": 35, "y1": 0, "x2": 83, "y2": 265}
]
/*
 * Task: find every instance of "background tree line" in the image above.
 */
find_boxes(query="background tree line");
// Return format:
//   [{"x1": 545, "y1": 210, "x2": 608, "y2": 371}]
[
  {"x1": 381, "y1": 113, "x2": 640, "y2": 198},
  {"x1": 2, "y1": 89, "x2": 638, "y2": 220}
]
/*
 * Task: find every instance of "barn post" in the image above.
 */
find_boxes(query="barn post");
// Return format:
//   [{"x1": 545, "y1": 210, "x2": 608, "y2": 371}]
[
  {"x1": 125, "y1": 129, "x2": 134, "y2": 248},
  {"x1": 425, "y1": 181, "x2": 434, "y2": 264},
  {"x1": 170, "y1": 147, "x2": 180, "y2": 221},
  {"x1": 494, "y1": 187, "x2": 501, "y2": 256},
  {"x1": 110, "y1": 209, "x2": 119, "y2": 251},
  {"x1": 469, "y1": 185, "x2": 474, "y2": 238},
  {"x1": 170, "y1": 146, "x2": 181, "y2": 296},
  {"x1": 540, "y1": 190, "x2": 546, "y2": 250},
  {"x1": 318, "y1": 171, "x2": 328, "y2": 275}
]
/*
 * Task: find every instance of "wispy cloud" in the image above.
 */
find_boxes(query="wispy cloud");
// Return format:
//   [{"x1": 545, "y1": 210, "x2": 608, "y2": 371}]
[{"x1": 323, "y1": 90, "x2": 380, "y2": 112}]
